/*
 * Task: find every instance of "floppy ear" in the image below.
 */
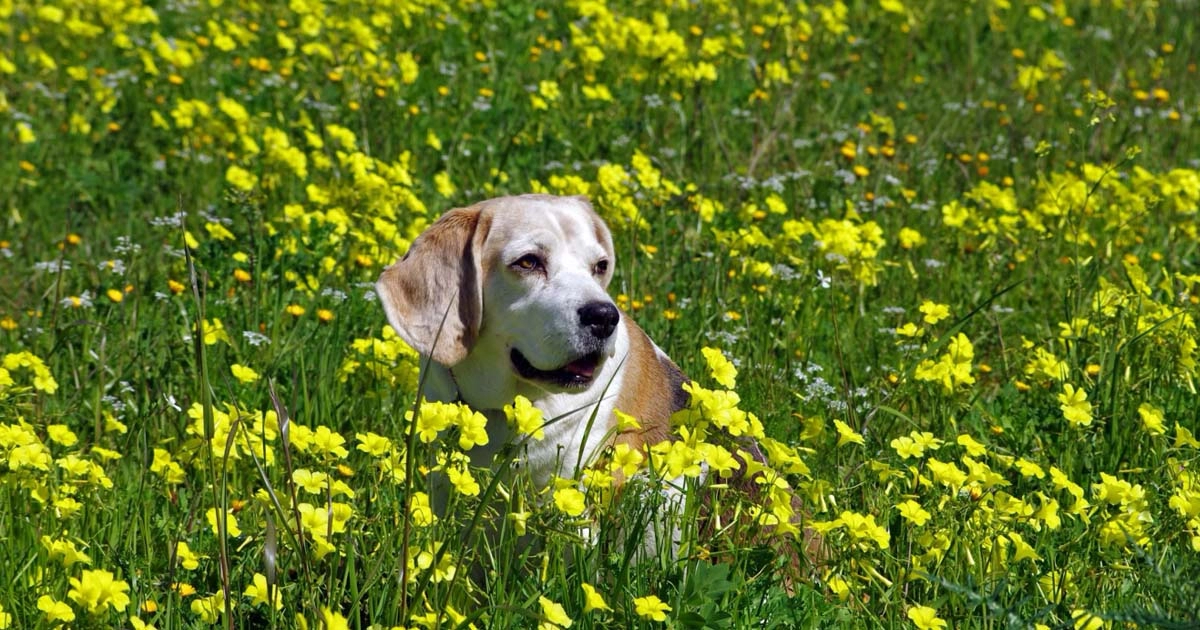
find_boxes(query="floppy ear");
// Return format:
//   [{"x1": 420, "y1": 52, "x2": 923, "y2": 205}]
[{"x1": 376, "y1": 207, "x2": 490, "y2": 366}]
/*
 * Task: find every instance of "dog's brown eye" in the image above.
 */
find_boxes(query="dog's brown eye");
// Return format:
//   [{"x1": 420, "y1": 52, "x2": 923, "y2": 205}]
[
  {"x1": 593, "y1": 259, "x2": 609, "y2": 276},
  {"x1": 512, "y1": 254, "x2": 544, "y2": 272}
]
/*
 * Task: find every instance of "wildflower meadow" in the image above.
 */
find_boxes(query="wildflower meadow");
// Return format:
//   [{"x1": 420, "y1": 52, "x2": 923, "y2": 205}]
[{"x1": 3, "y1": 0, "x2": 1200, "y2": 628}]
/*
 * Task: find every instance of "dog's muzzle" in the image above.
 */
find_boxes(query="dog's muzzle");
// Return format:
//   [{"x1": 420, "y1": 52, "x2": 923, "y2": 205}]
[
  {"x1": 510, "y1": 301, "x2": 618, "y2": 388},
  {"x1": 511, "y1": 348, "x2": 604, "y2": 388}
]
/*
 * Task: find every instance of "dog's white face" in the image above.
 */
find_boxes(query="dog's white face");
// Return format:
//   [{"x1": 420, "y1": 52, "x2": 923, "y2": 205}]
[
  {"x1": 480, "y1": 197, "x2": 619, "y2": 389},
  {"x1": 376, "y1": 194, "x2": 623, "y2": 410}
]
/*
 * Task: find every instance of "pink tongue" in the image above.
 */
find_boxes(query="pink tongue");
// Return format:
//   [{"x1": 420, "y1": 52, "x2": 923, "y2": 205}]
[{"x1": 563, "y1": 358, "x2": 595, "y2": 377}]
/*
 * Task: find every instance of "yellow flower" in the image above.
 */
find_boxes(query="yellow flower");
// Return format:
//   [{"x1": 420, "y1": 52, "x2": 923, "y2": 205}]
[
  {"x1": 538, "y1": 80, "x2": 561, "y2": 101},
  {"x1": 826, "y1": 574, "x2": 852, "y2": 601},
  {"x1": 504, "y1": 395, "x2": 545, "y2": 440},
  {"x1": 609, "y1": 443, "x2": 644, "y2": 477},
  {"x1": 434, "y1": 171, "x2": 456, "y2": 197},
  {"x1": 553, "y1": 483, "x2": 586, "y2": 517},
  {"x1": 633, "y1": 595, "x2": 672, "y2": 622},
  {"x1": 1058, "y1": 384, "x2": 1093, "y2": 427},
  {"x1": 508, "y1": 510, "x2": 529, "y2": 536},
  {"x1": 1008, "y1": 531, "x2": 1041, "y2": 563},
  {"x1": 244, "y1": 573, "x2": 282, "y2": 610},
  {"x1": 898, "y1": 227, "x2": 925, "y2": 249},
  {"x1": 582, "y1": 84, "x2": 613, "y2": 101},
  {"x1": 615, "y1": 409, "x2": 642, "y2": 431},
  {"x1": 199, "y1": 318, "x2": 232, "y2": 346},
  {"x1": 890, "y1": 436, "x2": 924, "y2": 459},
  {"x1": 409, "y1": 492, "x2": 436, "y2": 527},
  {"x1": 700, "y1": 346, "x2": 737, "y2": 389},
  {"x1": 906, "y1": 604, "x2": 947, "y2": 629},
  {"x1": 230, "y1": 363, "x2": 259, "y2": 383},
  {"x1": 955, "y1": 434, "x2": 987, "y2": 457},
  {"x1": 0, "y1": 601, "x2": 11, "y2": 629},
  {"x1": 919, "y1": 301, "x2": 951, "y2": 324},
  {"x1": 840, "y1": 510, "x2": 890, "y2": 549},
  {"x1": 38, "y1": 595, "x2": 76, "y2": 623},
  {"x1": 16, "y1": 121, "x2": 36, "y2": 144},
  {"x1": 130, "y1": 616, "x2": 157, "y2": 630},
  {"x1": 206, "y1": 507, "x2": 242, "y2": 537},
  {"x1": 310, "y1": 425, "x2": 350, "y2": 458},
  {"x1": 68, "y1": 568, "x2": 132, "y2": 613},
  {"x1": 293, "y1": 469, "x2": 329, "y2": 494},
  {"x1": 190, "y1": 591, "x2": 223, "y2": 623},
  {"x1": 538, "y1": 596, "x2": 573, "y2": 629},
  {"x1": 834, "y1": 419, "x2": 865, "y2": 446},
  {"x1": 47, "y1": 424, "x2": 78, "y2": 446},
  {"x1": 1176, "y1": 423, "x2": 1200, "y2": 449},
  {"x1": 581, "y1": 583, "x2": 611, "y2": 612},
  {"x1": 455, "y1": 406, "x2": 490, "y2": 450},
  {"x1": 1137, "y1": 402, "x2": 1166, "y2": 435},
  {"x1": 205, "y1": 222, "x2": 235, "y2": 241},
  {"x1": 176, "y1": 541, "x2": 202, "y2": 570},
  {"x1": 321, "y1": 607, "x2": 350, "y2": 630},
  {"x1": 1071, "y1": 610, "x2": 1108, "y2": 630},
  {"x1": 225, "y1": 165, "x2": 257, "y2": 191},
  {"x1": 895, "y1": 500, "x2": 931, "y2": 526},
  {"x1": 447, "y1": 466, "x2": 480, "y2": 496},
  {"x1": 355, "y1": 432, "x2": 393, "y2": 457}
]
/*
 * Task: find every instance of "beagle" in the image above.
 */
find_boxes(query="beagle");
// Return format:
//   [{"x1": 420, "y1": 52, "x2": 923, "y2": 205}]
[{"x1": 375, "y1": 194, "x2": 686, "y2": 491}]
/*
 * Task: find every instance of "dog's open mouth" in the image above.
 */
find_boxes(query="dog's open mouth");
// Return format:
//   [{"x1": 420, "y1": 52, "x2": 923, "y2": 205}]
[{"x1": 511, "y1": 348, "x2": 603, "y2": 387}]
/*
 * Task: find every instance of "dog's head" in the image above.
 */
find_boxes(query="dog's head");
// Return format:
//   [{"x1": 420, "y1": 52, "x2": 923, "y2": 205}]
[{"x1": 377, "y1": 194, "x2": 620, "y2": 405}]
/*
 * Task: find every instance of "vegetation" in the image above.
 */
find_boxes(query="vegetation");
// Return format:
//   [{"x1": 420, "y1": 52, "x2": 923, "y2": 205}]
[{"x1": 2, "y1": 0, "x2": 1199, "y2": 627}]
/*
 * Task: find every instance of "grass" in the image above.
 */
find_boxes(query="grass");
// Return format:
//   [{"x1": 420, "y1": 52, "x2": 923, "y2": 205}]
[{"x1": 2, "y1": 0, "x2": 1200, "y2": 628}]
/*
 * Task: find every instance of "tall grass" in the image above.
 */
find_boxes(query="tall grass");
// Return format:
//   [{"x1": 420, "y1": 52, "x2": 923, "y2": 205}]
[{"x1": 2, "y1": 0, "x2": 1199, "y2": 628}]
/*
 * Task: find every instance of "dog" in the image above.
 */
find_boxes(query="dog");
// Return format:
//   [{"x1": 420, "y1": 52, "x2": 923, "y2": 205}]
[
  {"x1": 375, "y1": 194, "x2": 687, "y2": 491},
  {"x1": 377, "y1": 193, "x2": 823, "y2": 580}
]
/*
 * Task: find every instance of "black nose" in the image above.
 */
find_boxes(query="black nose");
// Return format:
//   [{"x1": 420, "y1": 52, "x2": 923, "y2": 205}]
[{"x1": 578, "y1": 301, "x2": 619, "y2": 340}]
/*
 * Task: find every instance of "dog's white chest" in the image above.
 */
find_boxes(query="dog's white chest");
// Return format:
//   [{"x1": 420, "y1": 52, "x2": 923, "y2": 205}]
[{"x1": 462, "y1": 389, "x2": 620, "y2": 490}]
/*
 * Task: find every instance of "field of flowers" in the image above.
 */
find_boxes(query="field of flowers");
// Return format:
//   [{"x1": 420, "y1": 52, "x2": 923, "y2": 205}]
[{"x1": 3, "y1": 0, "x2": 1200, "y2": 627}]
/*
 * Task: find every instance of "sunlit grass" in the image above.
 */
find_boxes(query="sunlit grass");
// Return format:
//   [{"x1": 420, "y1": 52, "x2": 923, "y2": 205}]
[{"x1": 2, "y1": 0, "x2": 1199, "y2": 628}]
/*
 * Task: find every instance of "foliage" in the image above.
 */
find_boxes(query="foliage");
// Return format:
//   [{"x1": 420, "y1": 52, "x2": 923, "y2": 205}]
[{"x1": 2, "y1": 0, "x2": 1199, "y2": 628}]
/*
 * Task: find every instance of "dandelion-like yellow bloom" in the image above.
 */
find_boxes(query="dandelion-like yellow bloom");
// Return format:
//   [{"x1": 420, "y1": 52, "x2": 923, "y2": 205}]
[
  {"x1": 700, "y1": 346, "x2": 737, "y2": 389},
  {"x1": 553, "y1": 483, "x2": 586, "y2": 517},
  {"x1": 68, "y1": 568, "x2": 132, "y2": 613},
  {"x1": 906, "y1": 604, "x2": 947, "y2": 630},
  {"x1": 1057, "y1": 384, "x2": 1093, "y2": 427},
  {"x1": 834, "y1": 419, "x2": 865, "y2": 446},
  {"x1": 355, "y1": 432, "x2": 392, "y2": 457},
  {"x1": 581, "y1": 583, "x2": 610, "y2": 612},
  {"x1": 175, "y1": 541, "x2": 202, "y2": 570},
  {"x1": 38, "y1": 595, "x2": 75, "y2": 623},
  {"x1": 538, "y1": 596, "x2": 573, "y2": 629},
  {"x1": 504, "y1": 395, "x2": 545, "y2": 440},
  {"x1": 230, "y1": 363, "x2": 259, "y2": 383},
  {"x1": 205, "y1": 507, "x2": 241, "y2": 537},
  {"x1": 896, "y1": 500, "x2": 931, "y2": 526},
  {"x1": 633, "y1": 595, "x2": 672, "y2": 622},
  {"x1": 244, "y1": 573, "x2": 282, "y2": 610}
]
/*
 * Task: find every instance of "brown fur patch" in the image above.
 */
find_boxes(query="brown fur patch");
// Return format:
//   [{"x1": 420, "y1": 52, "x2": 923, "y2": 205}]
[
  {"x1": 610, "y1": 317, "x2": 679, "y2": 453},
  {"x1": 378, "y1": 206, "x2": 490, "y2": 366}
]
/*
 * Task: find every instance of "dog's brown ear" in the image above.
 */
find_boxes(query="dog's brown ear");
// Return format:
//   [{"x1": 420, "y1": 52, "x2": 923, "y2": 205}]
[{"x1": 376, "y1": 207, "x2": 490, "y2": 366}]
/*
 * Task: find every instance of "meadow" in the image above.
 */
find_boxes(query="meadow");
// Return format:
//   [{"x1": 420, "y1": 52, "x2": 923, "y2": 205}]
[{"x1": 2, "y1": 0, "x2": 1200, "y2": 627}]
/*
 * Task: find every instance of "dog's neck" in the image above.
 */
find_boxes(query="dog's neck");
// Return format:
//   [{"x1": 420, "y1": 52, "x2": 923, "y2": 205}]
[{"x1": 416, "y1": 328, "x2": 631, "y2": 489}]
